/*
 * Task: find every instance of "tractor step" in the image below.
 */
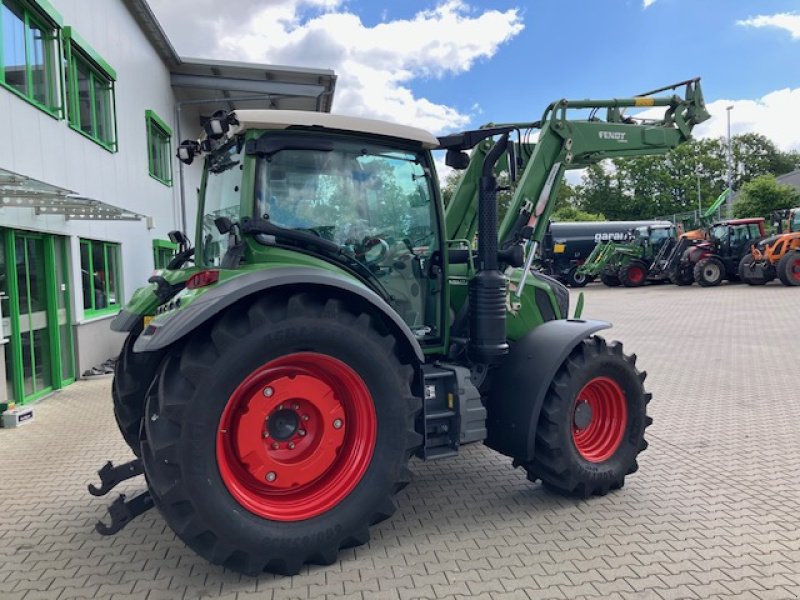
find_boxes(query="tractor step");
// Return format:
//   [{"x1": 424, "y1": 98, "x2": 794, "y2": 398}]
[
  {"x1": 95, "y1": 491, "x2": 154, "y2": 535},
  {"x1": 420, "y1": 365, "x2": 486, "y2": 460},
  {"x1": 88, "y1": 459, "x2": 144, "y2": 497}
]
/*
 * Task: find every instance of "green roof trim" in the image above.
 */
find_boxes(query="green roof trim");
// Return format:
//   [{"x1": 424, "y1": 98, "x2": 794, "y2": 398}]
[
  {"x1": 146, "y1": 110, "x2": 172, "y2": 137},
  {"x1": 31, "y1": 0, "x2": 63, "y2": 26},
  {"x1": 63, "y1": 26, "x2": 117, "y2": 81}
]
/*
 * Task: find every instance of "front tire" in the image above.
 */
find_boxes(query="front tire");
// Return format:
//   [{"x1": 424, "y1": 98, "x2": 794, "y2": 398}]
[
  {"x1": 777, "y1": 251, "x2": 800, "y2": 286},
  {"x1": 566, "y1": 266, "x2": 589, "y2": 288},
  {"x1": 141, "y1": 292, "x2": 421, "y2": 575},
  {"x1": 618, "y1": 260, "x2": 648, "y2": 288},
  {"x1": 523, "y1": 337, "x2": 651, "y2": 497},
  {"x1": 694, "y1": 257, "x2": 725, "y2": 287},
  {"x1": 599, "y1": 266, "x2": 620, "y2": 287}
]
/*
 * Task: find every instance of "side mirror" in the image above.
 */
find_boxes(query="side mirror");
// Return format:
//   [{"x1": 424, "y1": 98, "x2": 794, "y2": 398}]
[
  {"x1": 445, "y1": 149, "x2": 470, "y2": 170},
  {"x1": 168, "y1": 230, "x2": 190, "y2": 251},
  {"x1": 214, "y1": 217, "x2": 234, "y2": 235}
]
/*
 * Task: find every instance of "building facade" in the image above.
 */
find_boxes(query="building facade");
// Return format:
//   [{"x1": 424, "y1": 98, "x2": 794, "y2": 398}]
[{"x1": 0, "y1": 0, "x2": 336, "y2": 406}]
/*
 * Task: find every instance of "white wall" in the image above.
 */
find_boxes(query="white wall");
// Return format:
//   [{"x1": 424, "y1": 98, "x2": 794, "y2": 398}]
[
  {"x1": 0, "y1": 0, "x2": 182, "y2": 314},
  {"x1": 0, "y1": 0, "x2": 204, "y2": 370}
]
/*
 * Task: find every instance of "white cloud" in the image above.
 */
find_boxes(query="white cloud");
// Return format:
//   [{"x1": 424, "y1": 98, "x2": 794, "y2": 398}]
[
  {"x1": 642, "y1": 0, "x2": 658, "y2": 8},
  {"x1": 632, "y1": 87, "x2": 800, "y2": 152},
  {"x1": 150, "y1": 0, "x2": 524, "y2": 135},
  {"x1": 738, "y1": 12, "x2": 800, "y2": 40},
  {"x1": 695, "y1": 88, "x2": 800, "y2": 152}
]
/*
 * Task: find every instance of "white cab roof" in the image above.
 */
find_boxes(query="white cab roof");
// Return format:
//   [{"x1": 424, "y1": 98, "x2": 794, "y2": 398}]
[{"x1": 233, "y1": 110, "x2": 439, "y2": 149}]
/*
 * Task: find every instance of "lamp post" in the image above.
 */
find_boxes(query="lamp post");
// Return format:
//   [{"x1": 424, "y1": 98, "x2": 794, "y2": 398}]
[
  {"x1": 725, "y1": 105, "x2": 734, "y2": 215},
  {"x1": 695, "y1": 162, "x2": 703, "y2": 215}
]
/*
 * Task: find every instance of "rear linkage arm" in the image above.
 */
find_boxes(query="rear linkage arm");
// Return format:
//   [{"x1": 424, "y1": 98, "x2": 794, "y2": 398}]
[{"x1": 88, "y1": 459, "x2": 154, "y2": 536}]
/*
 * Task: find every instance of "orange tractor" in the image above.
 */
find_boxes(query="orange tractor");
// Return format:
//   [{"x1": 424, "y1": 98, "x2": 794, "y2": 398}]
[{"x1": 739, "y1": 208, "x2": 800, "y2": 286}]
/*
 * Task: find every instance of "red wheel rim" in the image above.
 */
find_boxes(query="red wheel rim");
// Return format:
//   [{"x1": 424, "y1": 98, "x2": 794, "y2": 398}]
[
  {"x1": 792, "y1": 259, "x2": 800, "y2": 282},
  {"x1": 216, "y1": 352, "x2": 376, "y2": 521},
  {"x1": 628, "y1": 266, "x2": 645, "y2": 284},
  {"x1": 572, "y1": 377, "x2": 627, "y2": 463}
]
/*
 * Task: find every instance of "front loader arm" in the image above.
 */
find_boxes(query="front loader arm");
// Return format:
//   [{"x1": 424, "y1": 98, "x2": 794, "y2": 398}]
[{"x1": 442, "y1": 78, "x2": 709, "y2": 248}]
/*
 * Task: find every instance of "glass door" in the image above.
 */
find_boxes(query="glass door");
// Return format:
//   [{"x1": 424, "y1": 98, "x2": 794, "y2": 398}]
[
  {"x1": 1, "y1": 230, "x2": 74, "y2": 405},
  {"x1": 52, "y1": 236, "x2": 74, "y2": 384},
  {"x1": 15, "y1": 233, "x2": 53, "y2": 399}
]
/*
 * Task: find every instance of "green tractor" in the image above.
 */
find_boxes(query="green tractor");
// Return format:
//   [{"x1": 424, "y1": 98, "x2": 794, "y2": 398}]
[
  {"x1": 90, "y1": 80, "x2": 709, "y2": 574},
  {"x1": 577, "y1": 222, "x2": 675, "y2": 287}
]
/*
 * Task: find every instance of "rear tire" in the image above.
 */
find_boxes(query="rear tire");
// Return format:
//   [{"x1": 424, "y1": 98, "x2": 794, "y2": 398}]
[
  {"x1": 693, "y1": 257, "x2": 725, "y2": 287},
  {"x1": 522, "y1": 337, "x2": 651, "y2": 497},
  {"x1": 112, "y1": 321, "x2": 165, "y2": 456},
  {"x1": 141, "y1": 292, "x2": 421, "y2": 575},
  {"x1": 566, "y1": 266, "x2": 588, "y2": 288},
  {"x1": 618, "y1": 260, "x2": 648, "y2": 288},
  {"x1": 777, "y1": 251, "x2": 800, "y2": 286},
  {"x1": 599, "y1": 266, "x2": 620, "y2": 287}
]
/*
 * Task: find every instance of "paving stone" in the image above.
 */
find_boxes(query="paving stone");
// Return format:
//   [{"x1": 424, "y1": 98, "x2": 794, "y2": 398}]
[{"x1": 1, "y1": 285, "x2": 799, "y2": 599}]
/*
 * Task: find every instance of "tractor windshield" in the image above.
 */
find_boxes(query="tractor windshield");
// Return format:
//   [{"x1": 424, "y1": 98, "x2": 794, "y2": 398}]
[
  {"x1": 199, "y1": 139, "x2": 244, "y2": 266},
  {"x1": 792, "y1": 210, "x2": 800, "y2": 233}
]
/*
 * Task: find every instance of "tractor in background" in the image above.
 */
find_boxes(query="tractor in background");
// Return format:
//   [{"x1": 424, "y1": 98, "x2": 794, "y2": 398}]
[
  {"x1": 91, "y1": 79, "x2": 709, "y2": 575},
  {"x1": 740, "y1": 208, "x2": 800, "y2": 286},
  {"x1": 676, "y1": 218, "x2": 766, "y2": 286},
  {"x1": 537, "y1": 220, "x2": 659, "y2": 287},
  {"x1": 576, "y1": 222, "x2": 674, "y2": 287}
]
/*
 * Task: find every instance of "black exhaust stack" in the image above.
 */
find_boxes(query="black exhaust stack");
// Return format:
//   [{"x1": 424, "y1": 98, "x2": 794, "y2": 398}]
[{"x1": 468, "y1": 134, "x2": 510, "y2": 364}]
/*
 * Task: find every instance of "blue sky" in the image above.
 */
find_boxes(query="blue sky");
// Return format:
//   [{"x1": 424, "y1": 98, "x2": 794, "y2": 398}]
[
  {"x1": 403, "y1": 0, "x2": 799, "y2": 124},
  {"x1": 151, "y1": 0, "x2": 800, "y2": 150}
]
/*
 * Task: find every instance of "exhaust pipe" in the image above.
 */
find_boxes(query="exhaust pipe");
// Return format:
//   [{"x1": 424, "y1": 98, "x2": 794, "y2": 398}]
[{"x1": 468, "y1": 134, "x2": 510, "y2": 364}]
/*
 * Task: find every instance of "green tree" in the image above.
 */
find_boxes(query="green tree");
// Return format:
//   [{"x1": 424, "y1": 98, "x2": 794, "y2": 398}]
[
  {"x1": 441, "y1": 170, "x2": 463, "y2": 207},
  {"x1": 551, "y1": 205, "x2": 605, "y2": 221},
  {"x1": 732, "y1": 174, "x2": 799, "y2": 218}
]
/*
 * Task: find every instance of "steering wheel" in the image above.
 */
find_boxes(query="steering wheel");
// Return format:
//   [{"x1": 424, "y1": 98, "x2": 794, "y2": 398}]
[{"x1": 357, "y1": 237, "x2": 389, "y2": 265}]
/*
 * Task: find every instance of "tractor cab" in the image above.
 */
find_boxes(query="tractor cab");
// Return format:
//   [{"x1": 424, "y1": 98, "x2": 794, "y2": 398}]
[
  {"x1": 709, "y1": 218, "x2": 765, "y2": 258},
  {"x1": 184, "y1": 110, "x2": 447, "y2": 344},
  {"x1": 772, "y1": 208, "x2": 800, "y2": 234},
  {"x1": 634, "y1": 223, "x2": 674, "y2": 251}
]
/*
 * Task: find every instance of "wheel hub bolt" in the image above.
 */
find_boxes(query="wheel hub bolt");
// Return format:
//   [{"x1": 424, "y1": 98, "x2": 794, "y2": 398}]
[
  {"x1": 302, "y1": 415, "x2": 309, "y2": 422},
  {"x1": 266, "y1": 471, "x2": 276, "y2": 482},
  {"x1": 272, "y1": 442, "x2": 279, "y2": 450},
  {"x1": 292, "y1": 403, "x2": 300, "y2": 410},
  {"x1": 298, "y1": 429, "x2": 306, "y2": 436},
  {"x1": 288, "y1": 442, "x2": 296, "y2": 449},
  {"x1": 333, "y1": 419, "x2": 343, "y2": 429},
  {"x1": 263, "y1": 387, "x2": 274, "y2": 397}
]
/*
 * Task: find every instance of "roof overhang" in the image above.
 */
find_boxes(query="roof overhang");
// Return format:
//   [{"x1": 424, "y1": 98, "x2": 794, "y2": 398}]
[
  {"x1": 123, "y1": 1, "x2": 336, "y2": 114},
  {"x1": 171, "y1": 58, "x2": 336, "y2": 114},
  {"x1": 0, "y1": 169, "x2": 145, "y2": 221}
]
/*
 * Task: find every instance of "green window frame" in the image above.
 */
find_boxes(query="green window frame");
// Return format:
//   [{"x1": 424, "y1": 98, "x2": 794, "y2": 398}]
[
  {"x1": 0, "y1": 0, "x2": 63, "y2": 117},
  {"x1": 63, "y1": 26, "x2": 117, "y2": 151},
  {"x1": 152, "y1": 238, "x2": 177, "y2": 269},
  {"x1": 80, "y1": 239, "x2": 121, "y2": 317},
  {"x1": 146, "y1": 110, "x2": 172, "y2": 185}
]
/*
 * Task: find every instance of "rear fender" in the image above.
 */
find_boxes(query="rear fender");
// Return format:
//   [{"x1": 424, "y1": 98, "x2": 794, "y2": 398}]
[
  {"x1": 132, "y1": 267, "x2": 424, "y2": 363},
  {"x1": 485, "y1": 319, "x2": 611, "y2": 461}
]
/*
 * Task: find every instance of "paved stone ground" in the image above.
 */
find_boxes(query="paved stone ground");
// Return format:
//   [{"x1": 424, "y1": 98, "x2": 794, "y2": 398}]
[{"x1": 1, "y1": 282, "x2": 799, "y2": 599}]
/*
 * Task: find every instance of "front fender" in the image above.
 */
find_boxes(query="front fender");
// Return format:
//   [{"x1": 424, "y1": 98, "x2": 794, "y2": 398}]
[
  {"x1": 485, "y1": 319, "x2": 611, "y2": 461},
  {"x1": 133, "y1": 267, "x2": 425, "y2": 363}
]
